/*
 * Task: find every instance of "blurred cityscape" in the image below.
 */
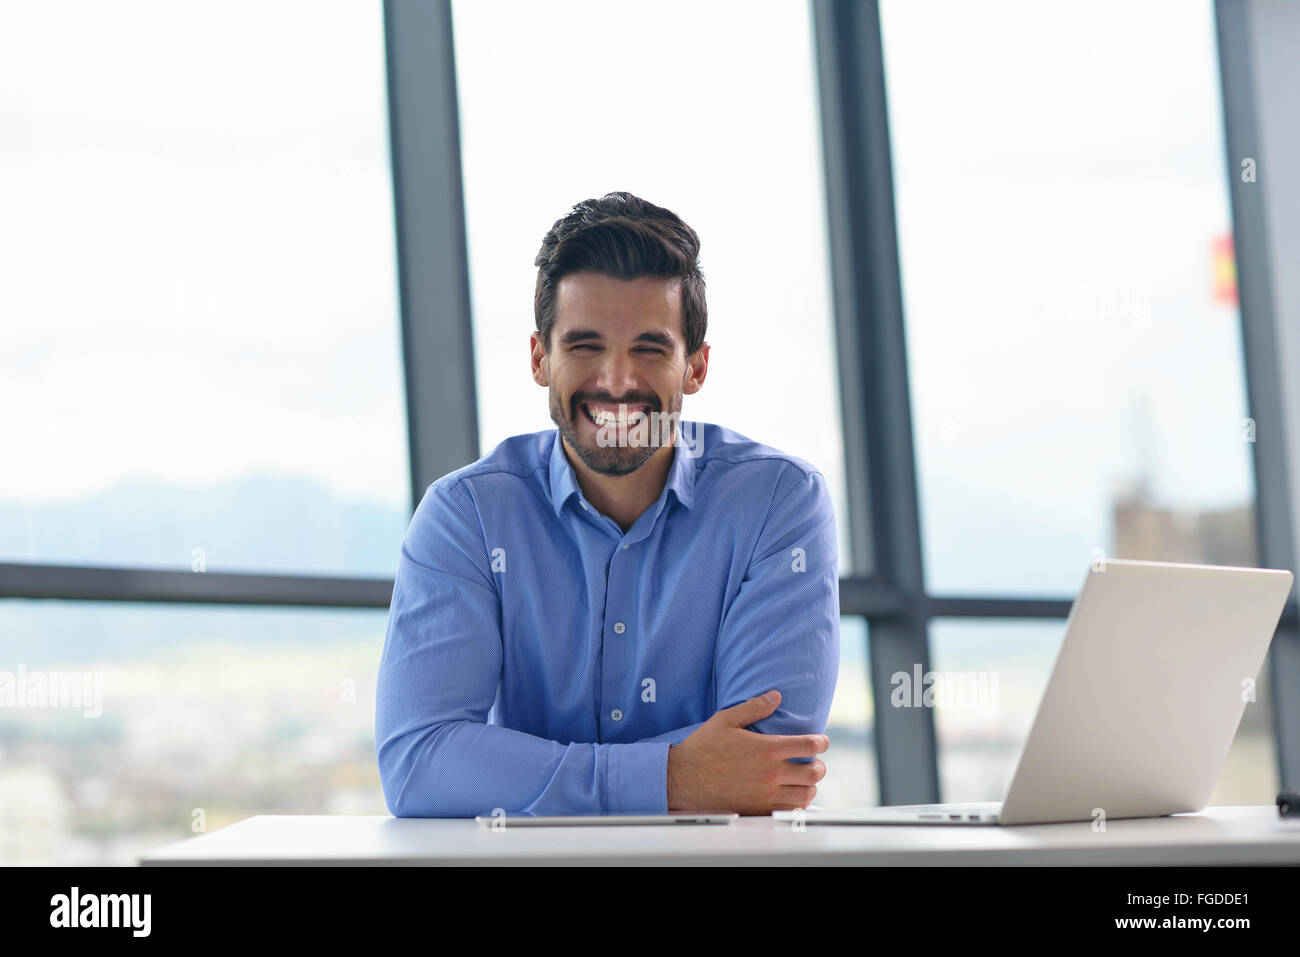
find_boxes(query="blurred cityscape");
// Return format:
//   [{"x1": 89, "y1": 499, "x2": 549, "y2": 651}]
[{"x1": 0, "y1": 630, "x2": 388, "y2": 865}]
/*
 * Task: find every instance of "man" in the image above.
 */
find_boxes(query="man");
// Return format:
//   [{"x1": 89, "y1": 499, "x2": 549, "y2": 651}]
[{"x1": 375, "y1": 191, "x2": 838, "y2": 817}]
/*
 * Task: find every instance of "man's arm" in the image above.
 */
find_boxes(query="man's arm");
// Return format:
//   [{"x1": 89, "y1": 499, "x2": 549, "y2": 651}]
[
  {"x1": 632, "y1": 722, "x2": 705, "y2": 745},
  {"x1": 374, "y1": 480, "x2": 670, "y2": 817},
  {"x1": 713, "y1": 464, "x2": 840, "y2": 736},
  {"x1": 666, "y1": 464, "x2": 840, "y2": 812}
]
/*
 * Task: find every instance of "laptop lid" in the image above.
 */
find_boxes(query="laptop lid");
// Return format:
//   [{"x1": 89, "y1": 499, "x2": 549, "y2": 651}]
[{"x1": 999, "y1": 559, "x2": 1292, "y2": 825}]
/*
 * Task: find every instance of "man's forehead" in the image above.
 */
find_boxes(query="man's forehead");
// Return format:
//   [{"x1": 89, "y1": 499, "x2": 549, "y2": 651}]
[{"x1": 554, "y1": 272, "x2": 684, "y2": 339}]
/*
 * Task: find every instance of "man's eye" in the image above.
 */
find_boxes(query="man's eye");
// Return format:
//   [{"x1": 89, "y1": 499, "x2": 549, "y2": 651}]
[{"x1": 571, "y1": 345, "x2": 661, "y2": 355}]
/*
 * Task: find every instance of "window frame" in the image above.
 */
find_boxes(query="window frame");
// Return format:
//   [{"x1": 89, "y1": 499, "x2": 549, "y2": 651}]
[{"x1": 2, "y1": 0, "x2": 1294, "y2": 801}]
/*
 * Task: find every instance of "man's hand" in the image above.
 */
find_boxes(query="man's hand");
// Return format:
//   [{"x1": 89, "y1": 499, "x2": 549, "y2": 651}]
[{"x1": 666, "y1": 690, "x2": 829, "y2": 815}]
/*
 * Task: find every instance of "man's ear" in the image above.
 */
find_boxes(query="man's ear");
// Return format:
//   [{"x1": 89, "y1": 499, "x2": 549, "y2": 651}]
[
  {"x1": 530, "y1": 333, "x2": 549, "y2": 387},
  {"x1": 681, "y1": 341, "x2": 709, "y2": 396}
]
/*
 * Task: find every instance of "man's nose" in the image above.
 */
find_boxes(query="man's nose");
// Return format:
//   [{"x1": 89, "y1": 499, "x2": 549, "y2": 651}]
[{"x1": 594, "y1": 351, "x2": 639, "y2": 398}]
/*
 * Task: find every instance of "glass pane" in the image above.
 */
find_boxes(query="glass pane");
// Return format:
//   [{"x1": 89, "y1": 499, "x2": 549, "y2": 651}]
[
  {"x1": 930, "y1": 620, "x2": 1065, "y2": 803},
  {"x1": 930, "y1": 618, "x2": 1277, "y2": 805},
  {"x1": 0, "y1": 1, "x2": 410, "y2": 577},
  {"x1": 820, "y1": 617, "x2": 878, "y2": 808},
  {"x1": 0, "y1": 600, "x2": 388, "y2": 866},
  {"x1": 451, "y1": 0, "x2": 855, "y2": 574},
  {"x1": 881, "y1": 0, "x2": 1256, "y2": 595}
]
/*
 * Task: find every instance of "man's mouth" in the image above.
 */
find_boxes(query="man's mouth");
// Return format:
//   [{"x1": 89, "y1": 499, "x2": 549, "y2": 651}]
[{"x1": 579, "y1": 402, "x2": 653, "y2": 429}]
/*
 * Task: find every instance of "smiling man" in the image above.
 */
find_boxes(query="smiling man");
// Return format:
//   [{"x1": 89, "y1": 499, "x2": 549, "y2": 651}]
[{"x1": 375, "y1": 191, "x2": 839, "y2": 817}]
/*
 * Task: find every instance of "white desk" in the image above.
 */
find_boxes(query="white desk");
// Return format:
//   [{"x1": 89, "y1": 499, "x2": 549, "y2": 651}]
[{"x1": 140, "y1": 806, "x2": 1300, "y2": 865}]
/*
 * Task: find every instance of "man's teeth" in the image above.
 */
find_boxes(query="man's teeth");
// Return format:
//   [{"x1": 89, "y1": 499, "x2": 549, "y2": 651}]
[{"x1": 586, "y1": 405, "x2": 648, "y2": 426}]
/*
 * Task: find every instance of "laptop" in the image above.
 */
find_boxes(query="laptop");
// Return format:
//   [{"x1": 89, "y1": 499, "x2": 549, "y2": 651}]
[{"x1": 774, "y1": 559, "x2": 1293, "y2": 826}]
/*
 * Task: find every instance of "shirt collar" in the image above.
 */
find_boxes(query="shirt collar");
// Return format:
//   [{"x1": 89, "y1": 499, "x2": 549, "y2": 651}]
[{"x1": 548, "y1": 420, "x2": 697, "y2": 519}]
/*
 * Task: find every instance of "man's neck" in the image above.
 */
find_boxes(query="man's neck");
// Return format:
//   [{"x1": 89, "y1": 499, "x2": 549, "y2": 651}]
[{"x1": 561, "y1": 435, "x2": 676, "y2": 533}]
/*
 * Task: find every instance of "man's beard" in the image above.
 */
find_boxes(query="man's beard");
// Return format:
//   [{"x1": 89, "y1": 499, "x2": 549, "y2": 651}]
[{"x1": 550, "y1": 388, "x2": 682, "y2": 477}]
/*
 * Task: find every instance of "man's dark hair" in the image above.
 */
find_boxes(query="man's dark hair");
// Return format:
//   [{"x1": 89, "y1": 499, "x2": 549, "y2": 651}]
[{"x1": 533, "y1": 191, "x2": 707, "y2": 357}]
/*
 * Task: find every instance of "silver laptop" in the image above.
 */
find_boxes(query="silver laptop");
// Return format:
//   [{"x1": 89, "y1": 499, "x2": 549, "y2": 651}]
[{"x1": 774, "y1": 559, "x2": 1293, "y2": 826}]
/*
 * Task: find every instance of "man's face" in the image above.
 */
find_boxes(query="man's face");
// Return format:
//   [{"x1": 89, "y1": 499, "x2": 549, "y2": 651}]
[{"x1": 531, "y1": 271, "x2": 707, "y2": 477}]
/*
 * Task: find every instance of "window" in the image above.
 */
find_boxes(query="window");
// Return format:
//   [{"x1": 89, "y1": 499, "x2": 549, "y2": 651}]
[
  {"x1": 881, "y1": 0, "x2": 1255, "y2": 595},
  {"x1": 3, "y1": 0, "x2": 1287, "y2": 863},
  {"x1": 451, "y1": 0, "x2": 854, "y2": 574},
  {"x1": 0, "y1": 600, "x2": 388, "y2": 865},
  {"x1": 820, "y1": 617, "x2": 878, "y2": 808},
  {"x1": 929, "y1": 619, "x2": 1065, "y2": 802},
  {"x1": 0, "y1": 0, "x2": 410, "y2": 577}
]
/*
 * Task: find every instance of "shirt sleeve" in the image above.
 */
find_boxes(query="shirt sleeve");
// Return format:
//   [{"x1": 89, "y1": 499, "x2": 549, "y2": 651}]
[
  {"x1": 633, "y1": 722, "x2": 706, "y2": 744},
  {"x1": 713, "y1": 465, "x2": 840, "y2": 759},
  {"x1": 375, "y1": 479, "x2": 670, "y2": 817}
]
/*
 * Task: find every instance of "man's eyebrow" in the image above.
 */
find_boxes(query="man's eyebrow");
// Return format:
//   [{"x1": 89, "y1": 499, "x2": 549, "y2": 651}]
[
  {"x1": 634, "y1": 330, "x2": 677, "y2": 349},
  {"x1": 557, "y1": 328, "x2": 677, "y2": 348}
]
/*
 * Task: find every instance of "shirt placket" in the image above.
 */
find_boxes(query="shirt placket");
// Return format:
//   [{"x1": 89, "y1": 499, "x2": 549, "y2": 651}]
[{"x1": 584, "y1": 495, "x2": 668, "y2": 742}]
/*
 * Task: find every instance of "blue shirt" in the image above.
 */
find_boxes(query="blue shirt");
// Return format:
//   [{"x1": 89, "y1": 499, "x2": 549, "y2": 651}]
[{"x1": 375, "y1": 420, "x2": 839, "y2": 816}]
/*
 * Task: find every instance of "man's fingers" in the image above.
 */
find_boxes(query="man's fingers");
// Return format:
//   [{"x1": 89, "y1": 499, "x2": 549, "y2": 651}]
[
  {"x1": 774, "y1": 757, "x2": 826, "y2": 786},
  {"x1": 775, "y1": 784, "x2": 817, "y2": 808},
  {"x1": 769, "y1": 732, "x2": 830, "y2": 759},
  {"x1": 712, "y1": 690, "x2": 781, "y2": 728}
]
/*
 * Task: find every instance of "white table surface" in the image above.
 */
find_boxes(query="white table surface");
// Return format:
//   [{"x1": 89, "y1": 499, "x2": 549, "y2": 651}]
[{"x1": 139, "y1": 805, "x2": 1300, "y2": 865}]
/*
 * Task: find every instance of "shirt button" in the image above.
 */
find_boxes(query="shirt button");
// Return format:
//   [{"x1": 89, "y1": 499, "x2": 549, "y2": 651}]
[
  {"x1": 613, "y1": 621, "x2": 626, "y2": 634},
  {"x1": 581, "y1": 501, "x2": 589, "y2": 511},
  {"x1": 611, "y1": 709, "x2": 623, "y2": 721},
  {"x1": 622, "y1": 544, "x2": 629, "y2": 549}
]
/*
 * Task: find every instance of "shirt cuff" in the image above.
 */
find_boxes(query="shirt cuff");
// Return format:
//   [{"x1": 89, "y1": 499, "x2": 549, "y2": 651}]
[{"x1": 605, "y1": 742, "x2": 671, "y2": 813}]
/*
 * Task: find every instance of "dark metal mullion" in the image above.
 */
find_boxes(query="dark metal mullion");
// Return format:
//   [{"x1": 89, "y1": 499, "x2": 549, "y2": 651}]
[
  {"x1": 0, "y1": 563, "x2": 906, "y2": 615},
  {"x1": 814, "y1": 0, "x2": 938, "y2": 805},
  {"x1": 0, "y1": 560, "x2": 1086, "y2": 617},
  {"x1": 0, "y1": 563, "x2": 393, "y2": 608},
  {"x1": 1215, "y1": 0, "x2": 1300, "y2": 787},
  {"x1": 385, "y1": 0, "x2": 480, "y2": 507},
  {"x1": 924, "y1": 597, "x2": 1075, "y2": 620},
  {"x1": 7, "y1": 555, "x2": 1287, "y2": 628}
]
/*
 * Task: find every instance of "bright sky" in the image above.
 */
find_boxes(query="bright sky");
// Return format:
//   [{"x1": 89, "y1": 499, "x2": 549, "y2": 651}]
[{"x1": 0, "y1": 0, "x2": 409, "y2": 509}]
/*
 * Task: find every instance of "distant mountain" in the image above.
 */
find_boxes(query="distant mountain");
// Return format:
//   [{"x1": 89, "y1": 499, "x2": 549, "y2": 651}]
[{"x1": 0, "y1": 474, "x2": 410, "y2": 578}]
